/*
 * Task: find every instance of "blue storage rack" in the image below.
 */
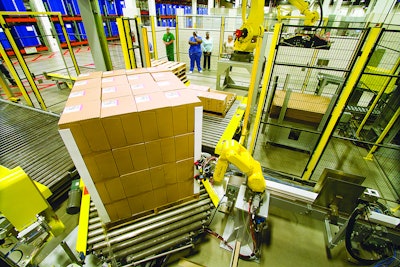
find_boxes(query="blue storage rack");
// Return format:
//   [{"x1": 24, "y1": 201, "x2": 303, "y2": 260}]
[
  {"x1": 11, "y1": 25, "x2": 41, "y2": 48},
  {"x1": 0, "y1": 29, "x2": 12, "y2": 50},
  {"x1": 103, "y1": 22, "x2": 110, "y2": 37},
  {"x1": 55, "y1": 23, "x2": 77, "y2": 43},
  {"x1": 43, "y1": 0, "x2": 68, "y2": 15},
  {"x1": 77, "y1": 22, "x2": 87, "y2": 40},
  {"x1": 116, "y1": 0, "x2": 125, "y2": 15},
  {"x1": 104, "y1": 0, "x2": 118, "y2": 15},
  {"x1": 0, "y1": 0, "x2": 26, "y2": 11},
  {"x1": 110, "y1": 21, "x2": 119, "y2": 37},
  {"x1": 66, "y1": 0, "x2": 81, "y2": 16}
]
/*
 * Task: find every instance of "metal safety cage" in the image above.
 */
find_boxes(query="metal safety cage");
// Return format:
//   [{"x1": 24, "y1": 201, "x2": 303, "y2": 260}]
[
  {"x1": 117, "y1": 16, "x2": 150, "y2": 69},
  {"x1": 311, "y1": 28, "x2": 400, "y2": 203},
  {"x1": 251, "y1": 24, "x2": 368, "y2": 177},
  {"x1": 0, "y1": 11, "x2": 80, "y2": 112}
]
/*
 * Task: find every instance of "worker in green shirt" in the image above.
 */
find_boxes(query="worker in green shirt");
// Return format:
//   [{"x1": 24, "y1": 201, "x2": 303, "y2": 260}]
[{"x1": 163, "y1": 27, "x2": 175, "y2": 61}]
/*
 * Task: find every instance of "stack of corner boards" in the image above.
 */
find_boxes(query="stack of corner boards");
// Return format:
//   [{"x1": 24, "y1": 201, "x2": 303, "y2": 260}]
[
  {"x1": 58, "y1": 67, "x2": 202, "y2": 224},
  {"x1": 151, "y1": 59, "x2": 188, "y2": 83}
]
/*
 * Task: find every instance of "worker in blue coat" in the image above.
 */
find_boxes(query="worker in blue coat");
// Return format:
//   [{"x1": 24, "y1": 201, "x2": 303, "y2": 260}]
[{"x1": 188, "y1": 31, "x2": 202, "y2": 73}]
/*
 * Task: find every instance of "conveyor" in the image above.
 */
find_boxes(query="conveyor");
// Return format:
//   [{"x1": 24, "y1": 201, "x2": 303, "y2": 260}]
[
  {"x1": 79, "y1": 186, "x2": 212, "y2": 265},
  {"x1": 0, "y1": 100, "x2": 77, "y2": 204},
  {"x1": 202, "y1": 97, "x2": 245, "y2": 153}
]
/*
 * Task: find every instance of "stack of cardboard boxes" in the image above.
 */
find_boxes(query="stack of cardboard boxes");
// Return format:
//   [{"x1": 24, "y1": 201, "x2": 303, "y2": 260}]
[{"x1": 59, "y1": 68, "x2": 202, "y2": 222}]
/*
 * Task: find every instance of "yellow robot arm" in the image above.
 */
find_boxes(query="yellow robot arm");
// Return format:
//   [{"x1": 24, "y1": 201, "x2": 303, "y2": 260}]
[
  {"x1": 234, "y1": 0, "x2": 265, "y2": 53},
  {"x1": 213, "y1": 140, "x2": 266, "y2": 193},
  {"x1": 277, "y1": 0, "x2": 320, "y2": 27}
]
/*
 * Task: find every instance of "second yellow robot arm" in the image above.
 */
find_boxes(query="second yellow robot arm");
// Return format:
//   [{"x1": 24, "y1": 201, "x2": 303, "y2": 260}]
[{"x1": 213, "y1": 140, "x2": 266, "y2": 193}]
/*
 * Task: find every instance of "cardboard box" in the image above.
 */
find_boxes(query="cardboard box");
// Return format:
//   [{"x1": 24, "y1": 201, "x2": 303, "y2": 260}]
[
  {"x1": 105, "y1": 203, "x2": 118, "y2": 221},
  {"x1": 146, "y1": 66, "x2": 170, "y2": 73},
  {"x1": 187, "y1": 84, "x2": 210, "y2": 92},
  {"x1": 93, "y1": 151, "x2": 120, "y2": 180},
  {"x1": 135, "y1": 93, "x2": 173, "y2": 141},
  {"x1": 102, "y1": 75, "x2": 128, "y2": 87},
  {"x1": 102, "y1": 69, "x2": 126, "y2": 77},
  {"x1": 101, "y1": 84, "x2": 132, "y2": 100},
  {"x1": 150, "y1": 166, "x2": 167, "y2": 189},
  {"x1": 164, "y1": 90, "x2": 202, "y2": 135},
  {"x1": 130, "y1": 82, "x2": 161, "y2": 96},
  {"x1": 76, "y1": 71, "x2": 103, "y2": 81},
  {"x1": 128, "y1": 194, "x2": 144, "y2": 214},
  {"x1": 95, "y1": 181, "x2": 111, "y2": 204},
  {"x1": 177, "y1": 180, "x2": 194, "y2": 199},
  {"x1": 105, "y1": 177, "x2": 126, "y2": 202},
  {"x1": 197, "y1": 91, "x2": 227, "y2": 113},
  {"x1": 66, "y1": 87, "x2": 101, "y2": 105},
  {"x1": 113, "y1": 199, "x2": 132, "y2": 219},
  {"x1": 151, "y1": 71, "x2": 180, "y2": 82},
  {"x1": 153, "y1": 187, "x2": 168, "y2": 207},
  {"x1": 125, "y1": 68, "x2": 149, "y2": 75},
  {"x1": 112, "y1": 146, "x2": 133, "y2": 175},
  {"x1": 163, "y1": 162, "x2": 177, "y2": 184},
  {"x1": 176, "y1": 158, "x2": 194, "y2": 182},
  {"x1": 166, "y1": 183, "x2": 180, "y2": 202},
  {"x1": 120, "y1": 169, "x2": 152, "y2": 197},
  {"x1": 59, "y1": 100, "x2": 110, "y2": 153},
  {"x1": 175, "y1": 133, "x2": 194, "y2": 161},
  {"x1": 141, "y1": 191, "x2": 155, "y2": 210},
  {"x1": 156, "y1": 79, "x2": 186, "y2": 92},
  {"x1": 101, "y1": 95, "x2": 143, "y2": 148},
  {"x1": 145, "y1": 137, "x2": 175, "y2": 167},
  {"x1": 82, "y1": 151, "x2": 119, "y2": 182},
  {"x1": 127, "y1": 73, "x2": 153, "y2": 84},
  {"x1": 130, "y1": 143, "x2": 149, "y2": 171},
  {"x1": 72, "y1": 78, "x2": 102, "y2": 91}
]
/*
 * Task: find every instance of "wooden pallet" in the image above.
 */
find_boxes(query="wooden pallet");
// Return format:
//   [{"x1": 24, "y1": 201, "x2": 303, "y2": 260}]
[{"x1": 150, "y1": 59, "x2": 187, "y2": 82}]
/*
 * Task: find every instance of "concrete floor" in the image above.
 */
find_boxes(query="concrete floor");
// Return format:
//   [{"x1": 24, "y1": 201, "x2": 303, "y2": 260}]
[{"x1": 0, "y1": 46, "x2": 396, "y2": 267}]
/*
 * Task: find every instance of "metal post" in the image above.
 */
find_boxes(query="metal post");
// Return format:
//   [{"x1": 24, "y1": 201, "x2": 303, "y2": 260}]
[
  {"x1": 239, "y1": 35, "x2": 263, "y2": 145},
  {"x1": 219, "y1": 17, "x2": 225, "y2": 59},
  {"x1": 364, "y1": 106, "x2": 400, "y2": 160},
  {"x1": 302, "y1": 27, "x2": 383, "y2": 180},
  {"x1": 141, "y1": 26, "x2": 151, "y2": 67},
  {"x1": 77, "y1": 0, "x2": 112, "y2": 71},
  {"x1": 150, "y1": 15, "x2": 158, "y2": 59},
  {"x1": 58, "y1": 15, "x2": 80, "y2": 75},
  {"x1": 0, "y1": 71, "x2": 17, "y2": 102},
  {"x1": 117, "y1": 17, "x2": 132, "y2": 69},
  {"x1": 248, "y1": 23, "x2": 282, "y2": 154},
  {"x1": 124, "y1": 18, "x2": 136, "y2": 68},
  {"x1": 175, "y1": 16, "x2": 180, "y2": 62}
]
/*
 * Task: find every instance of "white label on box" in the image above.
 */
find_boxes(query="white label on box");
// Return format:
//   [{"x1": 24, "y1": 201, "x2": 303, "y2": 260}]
[
  {"x1": 26, "y1": 26, "x2": 34, "y2": 31},
  {"x1": 102, "y1": 99, "x2": 119, "y2": 108},
  {"x1": 165, "y1": 91, "x2": 180, "y2": 99},
  {"x1": 102, "y1": 77, "x2": 114, "y2": 83},
  {"x1": 104, "y1": 71, "x2": 114, "y2": 75},
  {"x1": 102, "y1": 87, "x2": 116, "y2": 93},
  {"x1": 64, "y1": 105, "x2": 82, "y2": 114},
  {"x1": 75, "y1": 81, "x2": 88, "y2": 86},
  {"x1": 154, "y1": 73, "x2": 165, "y2": 78},
  {"x1": 135, "y1": 95, "x2": 150, "y2": 103},
  {"x1": 66, "y1": 24, "x2": 72, "y2": 28},
  {"x1": 128, "y1": 75, "x2": 139, "y2": 80},
  {"x1": 70, "y1": 91, "x2": 85, "y2": 97},
  {"x1": 131, "y1": 84, "x2": 144, "y2": 90},
  {"x1": 157, "y1": 81, "x2": 170, "y2": 87},
  {"x1": 79, "y1": 73, "x2": 90, "y2": 77}
]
